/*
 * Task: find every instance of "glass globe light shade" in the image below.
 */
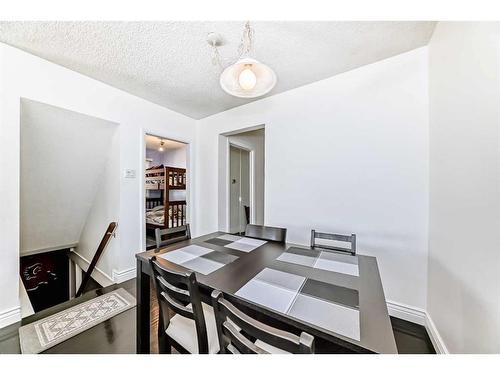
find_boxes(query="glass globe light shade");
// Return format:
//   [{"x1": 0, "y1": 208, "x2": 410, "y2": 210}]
[{"x1": 220, "y1": 58, "x2": 277, "y2": 98}]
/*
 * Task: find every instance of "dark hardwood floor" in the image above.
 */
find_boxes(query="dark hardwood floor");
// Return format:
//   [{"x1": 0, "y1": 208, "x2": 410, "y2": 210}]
[
  {"x1": 390, "y1": 316, "x2": 435, "y2": 354},
  {"x1": 0, "y1": 278, "x2": 435, "y2": 354},
  {"x1": 0, "y1": 279, "x2": 137, "y2": 354}
]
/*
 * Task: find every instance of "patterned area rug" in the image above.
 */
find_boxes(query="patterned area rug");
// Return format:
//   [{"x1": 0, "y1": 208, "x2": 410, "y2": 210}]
[{"x1": 18, "y1": 288, "x2": 136, "y2": 354}]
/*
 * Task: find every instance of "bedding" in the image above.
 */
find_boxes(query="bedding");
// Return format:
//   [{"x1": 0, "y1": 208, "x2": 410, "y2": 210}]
[
  {"x1": 146, "y1": 164, "x2": 164, "y2": 170},
  {"x1": 145, "y1": 177, "x2": 165, "y2": 186},
  {"x1": 145, "y1": 205, "x2": 185, "y2": 226},
  {"x1": 146, "y1": 205, "x2": 166, "y2": 225}
]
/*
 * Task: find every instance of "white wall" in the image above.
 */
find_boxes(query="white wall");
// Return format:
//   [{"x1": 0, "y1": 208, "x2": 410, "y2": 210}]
[
  {"x1": 0, "y1": 43, "x2": 196, "y2": 327},
  {"x1": 77, "y1": 128, "x2": 120, "y2": 280},
  {"x1": 145, "y1": 148, "x2": 164, "y2": 165},
  {"x1": 197, "y1": 48, "x2": 429, "y2": 311},
  {"x1": 146, "y1": 146, "x2": 187, "y2": 169},
  {"x1": 20, "y1": 99, "x2": 118, "y2": 255},
  {"x1": 163, "y1": 146, "x2": 187, "y2": 169},
  {"x1": 428, "y1": 22, "x2": 500, "y2": 353}
]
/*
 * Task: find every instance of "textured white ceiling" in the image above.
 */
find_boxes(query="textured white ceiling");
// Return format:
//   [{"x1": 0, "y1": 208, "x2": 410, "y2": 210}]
[{"x1": 0, "y1": 21, "x2": 436, "y2": 119}]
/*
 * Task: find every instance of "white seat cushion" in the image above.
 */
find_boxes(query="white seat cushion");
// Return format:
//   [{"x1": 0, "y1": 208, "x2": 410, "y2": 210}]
[
  {"x1": 254, "y1": 339, "x2": 289, "y2": 354},
  {"x1": 165, "y1": 302, "x2": 219, "y2": 354}
]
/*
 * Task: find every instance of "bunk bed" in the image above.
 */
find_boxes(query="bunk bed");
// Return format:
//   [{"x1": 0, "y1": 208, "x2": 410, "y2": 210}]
[{"x1": 145, "y1": 165, "x2": 187, "y2": 231}]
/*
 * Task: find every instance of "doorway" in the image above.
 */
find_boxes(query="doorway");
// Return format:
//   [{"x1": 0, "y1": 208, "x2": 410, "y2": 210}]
[
  {"x1": 219, "y1": 126, "x2": 264, "y2": 233},
  {"x1": 19, "y1": 99, "x2": 119, "y2": 314},
  {"x1": 229, "y1": 145, "x2": 251, "y2": 234},
  {"x1": 144, "y1": 134, "x2": 188, "y2": 249}
]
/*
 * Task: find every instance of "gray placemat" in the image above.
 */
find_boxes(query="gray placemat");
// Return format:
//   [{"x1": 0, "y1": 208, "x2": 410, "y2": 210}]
[{"x1": 18, "y1": 288, "x2": 136, "y2": 354}]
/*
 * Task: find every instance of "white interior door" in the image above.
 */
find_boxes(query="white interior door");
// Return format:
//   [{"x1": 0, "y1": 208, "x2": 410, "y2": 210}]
[
  {"x1": 229, "y1": 145, "x2": 250, "y2": 234},
  {"x1": 239, "y1": 150, "x2": 250, "y2": 232},
  {"x1": 229, "y1": 146, "x2": 241, "y2": 234}
]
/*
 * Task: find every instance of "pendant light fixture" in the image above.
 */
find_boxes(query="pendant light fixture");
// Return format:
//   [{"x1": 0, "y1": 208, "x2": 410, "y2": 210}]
[
  {"x1": 158, "y1": 139, "x2": 165, "y2": 152},
  {"x1": 207, "y1": 22, "x2": 277, "y2": 98}
]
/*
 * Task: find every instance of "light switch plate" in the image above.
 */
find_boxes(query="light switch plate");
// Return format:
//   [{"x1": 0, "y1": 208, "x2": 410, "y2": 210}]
[{"x1": 123, "y1": 169, "x2": 136, "y2": 178}]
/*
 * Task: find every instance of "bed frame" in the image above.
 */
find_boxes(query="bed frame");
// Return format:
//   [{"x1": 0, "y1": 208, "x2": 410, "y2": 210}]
[{"x1": 145, "y1": 166, "x2": 187, "y2": 230}]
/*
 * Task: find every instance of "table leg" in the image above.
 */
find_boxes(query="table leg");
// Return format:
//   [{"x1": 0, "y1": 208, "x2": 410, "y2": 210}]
[{"x1": 136, "y1": 259, "x2": 151, "y2": 354}]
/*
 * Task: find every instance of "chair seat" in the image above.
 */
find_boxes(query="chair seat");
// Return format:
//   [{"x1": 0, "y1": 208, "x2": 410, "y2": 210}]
[
  {"x1": 165, "y1": 302, "x2": 219, "y2": 354},
  {"x1": 254, "y1": 339, "x2": 289, "y2": 354}
]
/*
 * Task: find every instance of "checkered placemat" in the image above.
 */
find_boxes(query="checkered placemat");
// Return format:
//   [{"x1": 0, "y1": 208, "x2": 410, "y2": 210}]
[
  {"x1": 159, "y1": 244, "x2": 238, "y2": 275},
  {"x1": 277, "y1": 247, "x2": 359, "y2": 276},
  {"x1": 235, "y1": 267, "x2": 361, "y2": 341},
  {"x1": 204, "y1": 234, "x2": 268, "y2": 253}
]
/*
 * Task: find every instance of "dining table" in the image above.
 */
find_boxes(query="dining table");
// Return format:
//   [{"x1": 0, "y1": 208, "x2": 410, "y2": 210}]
[{"x1": 135, "y1": 231, "x2": 397, "y2": 354}]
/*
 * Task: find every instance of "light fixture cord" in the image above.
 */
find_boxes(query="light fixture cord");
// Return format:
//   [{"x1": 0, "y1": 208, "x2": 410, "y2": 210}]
[
  {"x1": 211, "y1": 43, "x2": 223, "y2": 68},
  {"x1": 210, "y1": 21, "x2": 255, "y2": 69},
  {"x1": 237, "y1": 21, "x2": 254, "y2": 58}
]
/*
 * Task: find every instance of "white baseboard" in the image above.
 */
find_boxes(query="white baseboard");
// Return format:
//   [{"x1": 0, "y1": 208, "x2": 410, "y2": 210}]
[
  {"x1": 425, "y1": 313, "x2": 449, "y2": 354},
  {"x1": 69, "y1": 250, "x2": 136, "y2": 285},
  {"x1": 386, "y1": 300, "x2": 426, "y2": 325},
  {"x1": 19, "y1": 278, "x2": 35, "y2": 319},
  {"x1": 0, "y1": 306, "x2": 21, "y2": 329},
  {"x1": 112, "y1": 267, "x2": 136, "y2": 284},
  {"x1": 69, "y1": 250, "x2": 114, "y2": 287},
  {"x1": 386, "y1": 300, "x2": 449, "y2": 354}
]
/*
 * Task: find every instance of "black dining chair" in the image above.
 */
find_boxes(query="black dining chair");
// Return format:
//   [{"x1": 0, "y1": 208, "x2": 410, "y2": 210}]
[
  {"x1": 245, "y1": 224, "x2": 287, "y2": 243},
  {"x1": 310, "y1": 230, "x2": 356, "y2": 256},
  {"x1": 211, "y1": 290, "x2": 315, "y2": 354},
  {"x1": 149, "y1": 256, "x2": 219, "y2": 354},
  {"x1": 155, "y1": 224, "x2": 191, "y2": 249}
]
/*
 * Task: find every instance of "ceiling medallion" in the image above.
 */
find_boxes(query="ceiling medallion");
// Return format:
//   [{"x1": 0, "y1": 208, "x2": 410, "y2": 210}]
[{"x1": 207, "y1": 22, "x2": 277, "y2": 98}]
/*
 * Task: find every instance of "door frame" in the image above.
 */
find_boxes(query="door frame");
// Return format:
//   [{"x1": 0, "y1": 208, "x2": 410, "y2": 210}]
[
  {"x1": 218, "y1": 124, "x2": 265, "y2": 234},
  {"x1": 227, "y1": 142, "x2": 254, "y2": 234},
  {"x1": 139, "y1": 128, "x2": 191, "y2": 251}
]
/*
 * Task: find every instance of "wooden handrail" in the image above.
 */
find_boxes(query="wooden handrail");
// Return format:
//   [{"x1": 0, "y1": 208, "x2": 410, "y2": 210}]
[{"x1": 75, "y1": 222, "x2": 118, "y2": 297}]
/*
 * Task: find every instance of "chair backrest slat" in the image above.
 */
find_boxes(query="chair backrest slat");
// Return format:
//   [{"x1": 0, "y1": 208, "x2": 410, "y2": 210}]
[
  {"x1": 156, "y1": 274, "x2": 191, "y2": 303},
  {"x1": 221, "y1": 320, "x2": 268, "y2": 354},
  {"x1": 218, "y1": 297, "x2": 301, "y2": 351},
  {"x1": 226, "y1": 343, "x2": 242, "y2": 354},
  {"x1": 245, "y1": 224, "x2": 287, "y2": 243},
  {"x1": 155, "y1": 224, "x2": 191, "y2": 249},
  {"x1": 160, "y1": 291, "x2": 194, "y2": 319},
  {"x1": 310, "y1": 229, "x2": 356, "y2": 256},
  {"x1": 211, "y1": 290, "x2": 314, "y2": 354},
  {"x1": 150, "y1": 256, "x2": 209, "y2": 353}
]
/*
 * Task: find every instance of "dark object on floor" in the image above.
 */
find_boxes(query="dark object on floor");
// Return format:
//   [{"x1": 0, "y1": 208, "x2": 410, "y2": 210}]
[
  {"x1": 20, "y1": 249, "x2": 70, "y2": 312},
  {"x1": 390, "y1": 316, "x2": 436, "y2": 354},
  {"x1": 82, "y1": 278, "x2": 102, "y2": 294},
  {"x1": 244, "y1": 205, "x2": 250, "y2": 225}
]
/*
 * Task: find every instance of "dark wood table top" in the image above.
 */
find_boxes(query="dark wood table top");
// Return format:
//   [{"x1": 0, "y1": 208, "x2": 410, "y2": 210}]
[{"x1": 136, "y1": 231, "x2": 397, "y2": 354}]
